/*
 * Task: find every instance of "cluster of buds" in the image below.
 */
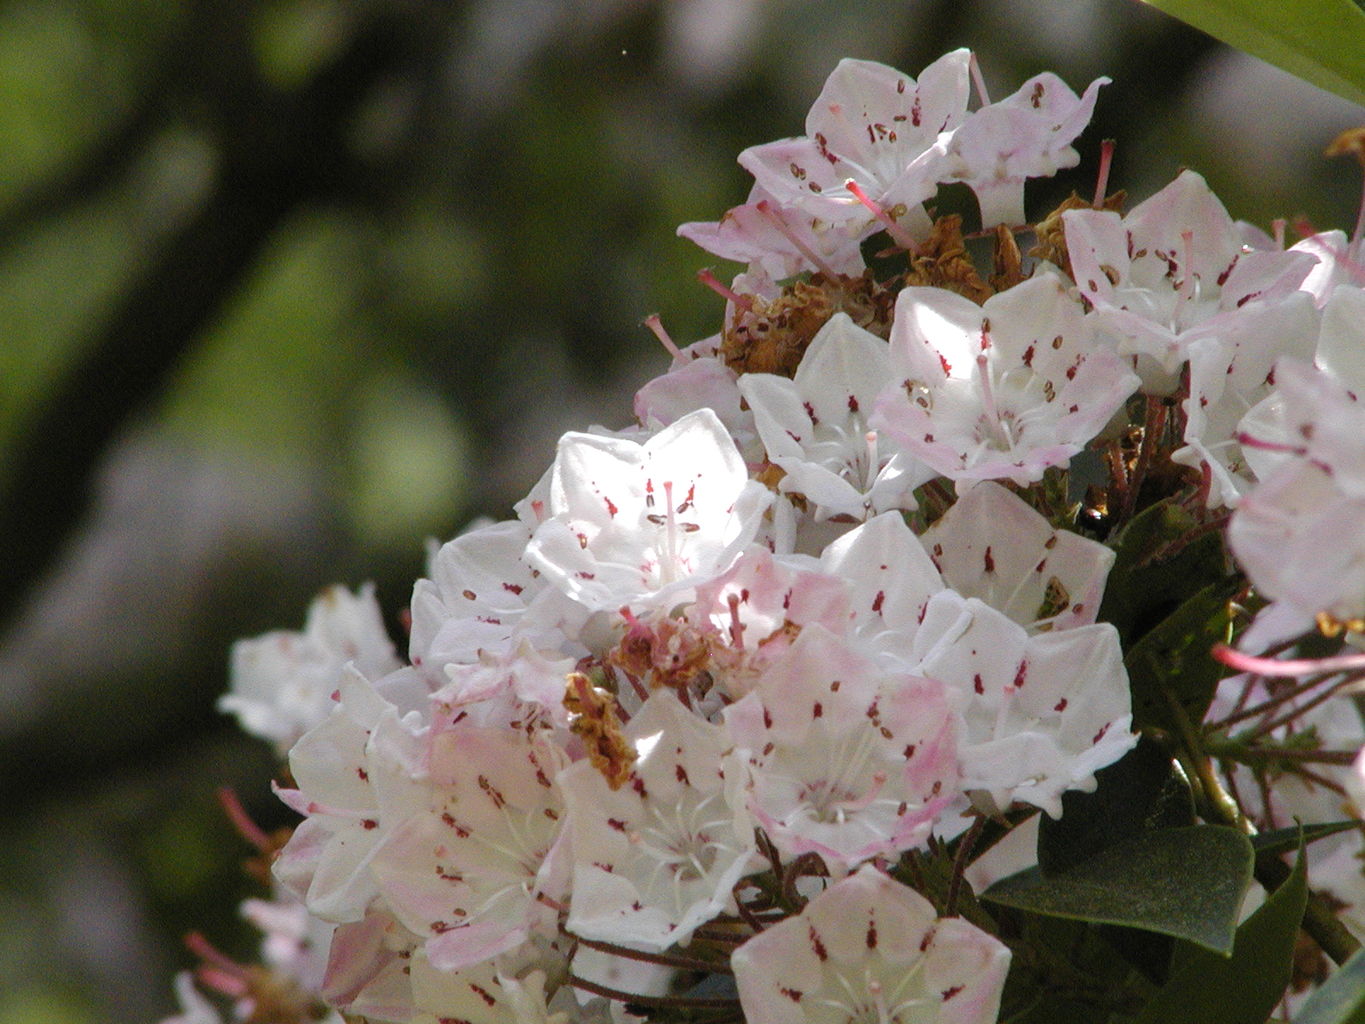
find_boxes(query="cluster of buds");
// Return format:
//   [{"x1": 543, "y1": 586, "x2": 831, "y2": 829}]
[{"x1": 165, "y1": 50, "x2": 1365, "y2": 1024}]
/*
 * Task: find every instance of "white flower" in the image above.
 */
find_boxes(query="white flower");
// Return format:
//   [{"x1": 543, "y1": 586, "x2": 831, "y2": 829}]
[
  {"x1": 944, "y1": 72, "x2": 1108, "y2": 228},
  {"x1": 560, "y1": 690, "x2": 759, "y2": 948},
  {"x1": 738, "y1": 52, "x2": 972, "y2": 235},
  {"x1": 690, "y1": 545, "x2": 850, "y2": 700},
  {"x1": 1063, "y1": 169, "x2": 1317, "y2": 389},
  {"x1": 524, "y1": 409, "x2": 772, "y2": 613},
  {"x1": 739, "y1": 312, "x2": 935, "y2": 521},
  {"x1": 818, "y1": 510, "x2": 945, "y2": 665},
  {"x1": 871, "y1": 274, "x2": 1139, "y2": 484},
  {"x1": 367, "y1": 726, "x2": 570, "y2": 971},
  {"x1": 723, "y1": 625, "x2": 956, "y2": 871},
  {"x1": 222, "y1": 583, "x2": 402, "y2": 755},
  {"x1": 677, "y1": 183, "x2": 871, "y2": 280},
  {"x1": 273, "y1": 666, "x2": 430, "y2": 923},
  {"x1": 921, "y1": 481, "x2": 1114, "y2": 630},
  {"x1": 731, "y1": 863, "x2": 1011, "y2": 1024},
  {"x1": 909, "y1": 590, "x2": 1135, "y2": 817},
  {"x1": 1172, "y1": 290, "x2": 1318, "y2": 507},
  {"x1": 410, "y1": 519, "x2": 585, "y2": 685}
]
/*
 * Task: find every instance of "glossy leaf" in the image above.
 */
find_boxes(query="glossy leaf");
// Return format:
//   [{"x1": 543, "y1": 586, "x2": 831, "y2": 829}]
[
  {"x1": 1124, "y1": 574, "x2": 1239, "y2": 734},
  {"x1": 1129, "y1": 846, "x2": 1307, "y2": 1024},
  {"x1": 1141, "y1": 0, "x2": 1365, "y2": 107},
  {"x1": 1251, "y1": 819, "x2": 1364, "y2": 857},
  {"x1": 1295, "y1": 946, "x2": 1365, "y2": 1024},
  {"x1": 1098, "y1": 500, "x2": 1230, "y2": 648},
  {"x1": 983, "y1": 825, "x2": 1252, "y2": 954},
  {"x1": 1038, "y1": 735, "x2": 1193, "y2": 876}
]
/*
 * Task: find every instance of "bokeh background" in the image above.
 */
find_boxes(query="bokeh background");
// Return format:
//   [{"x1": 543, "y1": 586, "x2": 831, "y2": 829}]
[{"x1": 0, "y1": 1, "x2": 1361, "y2": 1020}]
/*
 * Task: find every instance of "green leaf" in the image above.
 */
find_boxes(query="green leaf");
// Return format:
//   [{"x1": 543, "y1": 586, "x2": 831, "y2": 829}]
[
  {"x1": 1124, "y1": 574, "x2": 1240, "y2": 735},
  {"x1": 1141, "y1": 0, "x2": 1365, "y2": 108},
  {"x1": 1130, "y1": 845, "x2": 1307, "y2": 1024},
  {"x1": 1251, "y1": 819, "x2": 1364, "y2": 857},
  {"x1": 1296, "y1": 946, "x2": 1365, "y2": 1024},
  {"x1": 982, "y1": 825, "x2": 1253, "y2": 954},
  {"x1": 1038, "y1": 735, "x2": 1194, "y2": 876},
  {"x1": 1098, "y1": 500, "x2": 1229, "y2": 649}
]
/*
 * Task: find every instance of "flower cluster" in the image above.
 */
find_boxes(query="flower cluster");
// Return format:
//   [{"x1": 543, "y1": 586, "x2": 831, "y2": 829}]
[{"x1": 167, "y1": 52, "x2": 1365, "y2": 1024}]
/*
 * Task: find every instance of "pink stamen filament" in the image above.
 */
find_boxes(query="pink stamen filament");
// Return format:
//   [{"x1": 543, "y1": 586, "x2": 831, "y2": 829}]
[
  {"x1": 185, "y1": 932, "x2": 247, "y2": 979},
  {"x1": 1272, "y1": 218, "x2": 1287, "y2": 250},
  {"x1": 1212, "y1": 643, "x2": 1365, "y2": 678},
  {"x1": 662, "y1": 480, "x2": 680, "y2": 585},
  {"x1": 1234, "y1": 431, "x2": 1307, "y2": 455},
  {"x1": 696, "y1": 268, "x2": 753, "y2": 312},
  {"x1": 975, "y1": 352, "x2": 1011, "y2": 449},
  {"x1": 726, "y1": 593, "x2": 745, "y2": 648},
  {"x1": 643, "y1": 314, "x2": 683, "y2": 361},
  {"x1": 755, "y1": 200, "x2": 840, "y2": 278},
  {"x1": 842, "y1": 179, "x2": 921, "y2": 254},
  {"x1": 1173, "y1": 229, "x2": 1196, "y2": 329},
  {"x1": 217, "y1": 786, "x2": 271, "y2": 853},
  {"x1": 1093, "y1": 139, "x2": 1115, "y2": 208},
  {"x1": 864, "y1": 430, "x2": 879, "y2": 491},
  {"x1": 968, "y1": 52, "x2": 991, "y2": 107}
]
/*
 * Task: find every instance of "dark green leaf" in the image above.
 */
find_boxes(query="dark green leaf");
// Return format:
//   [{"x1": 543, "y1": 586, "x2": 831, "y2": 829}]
[
  {"x1": 1099, "y1": 501, "x2": 1230, "y2": 648},
  {"x1": 1129, "y1": 845, "x2": 1307, "y2": 1024},
  {"x1": 1141, "y1": 0, "x2": 1365, "y2": 108},
  {"x1": 1295, "y1": 946, "x2": 1365, "y2": 1024},
  {"x1": 1124, "y1": 575, "x2": 1240, "y2": 734},
  {"x1": 983, "y1": 826, "x2": 1253, "y2": 954},
  {"x1": 1251, "y1": 820, "x2": 1364, "y2": 857},
  {"x1": 1039, "y1": 735, "x2": 1194, "y2": 876}
]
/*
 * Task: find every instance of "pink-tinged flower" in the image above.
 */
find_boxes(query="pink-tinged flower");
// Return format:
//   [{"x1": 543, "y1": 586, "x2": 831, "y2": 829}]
[
  {"x1": 366, "y1": 726, "x2": 570, "y2": 971},
  {"x1": 321, "y1": 909, "x2": 420, "y2": 1021},
  {"x1": 818, "y1": 511, "x2": 945, "y2": 663},
  {"x1": 273, "y1": 667, "x2": 430, "y2": 924},
  {"x1": 731, "y1": 863, "x2": 1010, "y2": 1024},
  {"x1": 739, "y1": 312, "x2": 936, "y2": 521},
  {"x1": 633, "y1": 346, "x2": 756, "y2": 453},
  {"x1": 430, "y1": 639, "x2": 576, "y2": 736},
  {"x1": 690, "y1": 545, "x2": 850, "y2": 700},
  {"x1": 1229, "y1": 460, "x2": 1365, "y2": 626},
  {"x1": 944, "y1": 72, "x2": 1107, "y2": 228},
  {"x1": 524, "y1": 409, "x2": 772, "y2": 613},
  {"x1": 921, "y1": 480, "x2": 1114, "y2": 630},
  {"x1": 1063, "y1": 170, "x2": 1318, "y2": 389},
  {"x1": 738, "y1": 52, "x2": 972, "y2": 235},
  {"x1": 910, "y1": 591, "x2": 1135, "y2": 817},
  {"x1": 222, "y1": 583, "x2": 402, "y2": 755},
  {"x1": 1172, "y1": 291, "x2": 1319, "y2": 507},
  {"x1": 559, "y1": 691, "x2": 759, "y2": 948},
  {"x1": 409, "y1": 519, "x2": 585, "y2": 685},
  {"x1": 406, "y1": 935, "x2": 574, "y2": 1024},
  {"x1": 1291, "y1": 229, "x2": 1365, "y2": 305},
  {"x1": 723, "y1": 625, "x2": 956, "y2": 870},
  {"x1": 871, "y1": 275, "x2": 1139, "y2": 485},
  {"x1": 677, "y1": 183, "x2": 871, "y2": 280}
]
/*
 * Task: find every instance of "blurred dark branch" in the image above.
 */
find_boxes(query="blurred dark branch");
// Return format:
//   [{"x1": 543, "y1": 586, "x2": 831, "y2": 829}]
[{"x1": 0, "y1": 0, "x2": 451, "y2": 631}]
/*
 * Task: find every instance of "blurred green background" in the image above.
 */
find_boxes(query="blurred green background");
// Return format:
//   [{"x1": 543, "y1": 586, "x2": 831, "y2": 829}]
[{"x1": 0, "y1": 1, "x2": 1360, "y2": 1021}]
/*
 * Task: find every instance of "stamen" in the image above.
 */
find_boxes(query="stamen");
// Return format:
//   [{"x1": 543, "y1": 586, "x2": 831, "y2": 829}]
[
  {"x1": 1092, "y1": 139, "x2": 1115, "y2": 209},
  {"x1": 662, "y1": 480, "x2": 680, "y2": 585},
  {"x1": 1271, "y1": 217, "x2": 1287, "y2": 250},
  {"x1": 696, "y1": 268, "x2": 753, "y2": 311},
  {"x1": 864, "y1": 431, "x2": 879, "y2": 491},
  {"x1": 642, "y1": 314, "x2": 683, "y2": 361},
  {"x1": 843, "y1": 179, "x2": 922, "y2": 254},
  {"x1": 968, "y1": 52, "x2": 991, "y2": 107},
  {"x1": 217, "y1": 786, "x2": 272, "y2": 853},
  {"x1": 726, "y1": 592, "x2": 745, "y2": 648},
  {"x1": 756, "y1": 200, "x2": 841, "y2": 278},
  {"x1": 1212, "y1": 643, "x2": 1365, "y2": 677},
  {"x1": 1172, "y1": 228, "x2": 1196, "y2": 330}
]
